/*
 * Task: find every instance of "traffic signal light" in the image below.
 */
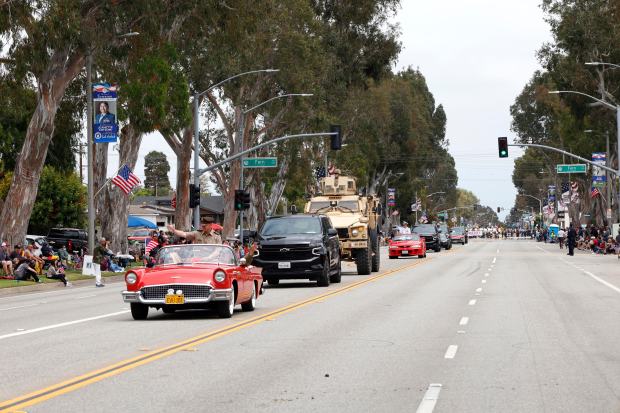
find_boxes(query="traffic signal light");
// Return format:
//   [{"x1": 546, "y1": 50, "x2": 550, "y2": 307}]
[
  {"x1": 330, "y1": 124, "x2": 342, "y2": 150},
  {"x1": 497, "y1": 207, "x2": 501, "y2": 213},
  {"x1": 234, "y1": 190, "x2": 251, "y2": 211},
  {"x1": 498, "y1": 137, "x2": 508, "y2": 158},
  {"x1": 189, "y1": 184, "x2": 201, "y2": 208},
  {"x1": 234, "y1": 190, "x2": 244, "y2": 211}
]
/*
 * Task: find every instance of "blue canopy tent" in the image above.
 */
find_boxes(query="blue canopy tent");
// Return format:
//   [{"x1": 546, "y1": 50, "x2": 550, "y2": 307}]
[{"x1": 127, "y1": 215, "x2": 158, "y2": 229}]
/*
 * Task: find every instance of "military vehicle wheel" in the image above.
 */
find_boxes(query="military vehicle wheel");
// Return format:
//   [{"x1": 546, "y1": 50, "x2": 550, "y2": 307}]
[
  {"x1": 370, "y1": 230, "x2": 380, "y2": 272},
  {"x1": 356, "y1": 244, "x2": 372, "y2": 275}
]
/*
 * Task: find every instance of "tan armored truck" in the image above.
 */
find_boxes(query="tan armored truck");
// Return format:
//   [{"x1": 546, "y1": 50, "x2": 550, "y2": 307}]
[{"x1": 304, "y1": 175, "x2": 382, "y2": 275}]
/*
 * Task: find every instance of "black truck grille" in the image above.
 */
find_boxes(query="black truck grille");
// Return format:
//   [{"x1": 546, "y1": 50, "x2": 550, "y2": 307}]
[
  {"x1": 259, "y1": 246, "x2": 315, "y2": 261},
  {"x1": 337, "y1": 228, "x2": 349, "y2": 239},
  {"x1": 141, "y1": 284, "x2": 212, "y2": 300}
]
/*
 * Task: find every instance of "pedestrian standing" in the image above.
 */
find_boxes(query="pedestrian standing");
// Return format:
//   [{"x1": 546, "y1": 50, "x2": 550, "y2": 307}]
[
  {"x1": 92, "y1": 238, "x2": 108, "y2": 287},
  {"x1": 557, "y1": 227, "x2": 566, "y2": 249},
  {"x1": 567, "y1": 224, "x2": 576, "y2": 256}
]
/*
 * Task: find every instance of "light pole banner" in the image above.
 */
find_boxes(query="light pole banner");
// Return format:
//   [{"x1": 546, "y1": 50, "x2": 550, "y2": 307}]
[
  {"x1": 591, "y1": 152, "x2": 606, "y2": 188},
  {"x1": 387, "y1": 188, "x2": 396, "y2": 207},
  {"x1": 92, "y1": 82, "x2": 118, "y2": 143}
]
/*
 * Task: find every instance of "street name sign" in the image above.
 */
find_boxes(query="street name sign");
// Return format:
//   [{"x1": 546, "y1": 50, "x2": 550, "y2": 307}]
[
  {"x1": 242, "y1": 157, "x2": 278, "y2": 168},
  {"x1": 556, "y1": 164, "x2": 587, "y2": 174}
]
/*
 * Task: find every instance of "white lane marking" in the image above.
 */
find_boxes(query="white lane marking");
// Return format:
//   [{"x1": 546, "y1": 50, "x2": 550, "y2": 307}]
[
  {"x1": 492, "y1": 257, "x2": 497, "y2": 264},
  {"x1": 475, "y1": 287, "x2": 482, "y2": 292},
  {"x1": 457, "y1": 330, "x2": 466, "y2": 334},
  {"x1": 0, "y1": 284, "x2": 99, "y2": 301},
  {"x1": 482, "y1": 279, "x2": 487, "y2": 284},
  {"x1": 76, "y1": 294, "x2": 97, "y2": 299},
  {"x1": 0, "y1": 303, "x2": 38, "y2": 311},
  {"x1": 444, "y1": 345, "x2": 458, "y2": 359},
  {"x1": 468, "y1": 299, "x2": 477, "y2": 306},
  {"x1": 484, "y1": 273, "x2": 489, "y2": 277},
  {"x1": 459, "y1": 317, "x2": 469, "y2": 326},
  {"x1": 416, "y1": 383, "x2": 442, "y2": 413},
  {"x1": 496, "y1": 249, "x2": 500, "y2": 253},
  {"x1": 0, "y1": 310, "x2": 129, "y2": 341},
  {"x1": 487, "y1": 268, "x2": 492, "y2": 271},
  {"x1": 583, "y1": 271, "x2": 620, "y2": 294}
]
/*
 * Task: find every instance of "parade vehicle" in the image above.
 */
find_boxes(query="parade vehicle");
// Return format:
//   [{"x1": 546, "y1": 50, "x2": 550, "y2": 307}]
[
  {"x1": 438, "y1": 223, "x2": 452, "y2": 250},
  {"x1": 450, "y1": 226, "x2": 468, "y2": 244},
  {"x1": 305, "y1": 174, "x2": 381, "y2": 275},
  {"x1": 412, "y1": 224, "x2": 441, "y2": 252},
  {"x1": 252, "y1": 215, "x2": 341, "y2": 286},
  {"x1": 121, "y1": 244, "x2": 263, "y2": 320},
  {"x1": 388, "y1": 233, "x2": 426, "y2": 259}
]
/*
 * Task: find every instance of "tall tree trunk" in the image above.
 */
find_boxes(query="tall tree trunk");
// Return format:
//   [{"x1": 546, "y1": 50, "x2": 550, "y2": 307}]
[
  {"x1": 222, "y1": 161, "x2": 241, "y2": 238},
  {"x1": 98, "y1": 125, "x2": 142, "y2": 253},
  {"x1": 162, "y1": 127, "x2": 192, "y2": 231},
  {"x1": 266, "y1": 159, "x2": 289, "y2": 216},
  {"x1": 0, "y1": 51, "x2": 85, "y2": 245}
]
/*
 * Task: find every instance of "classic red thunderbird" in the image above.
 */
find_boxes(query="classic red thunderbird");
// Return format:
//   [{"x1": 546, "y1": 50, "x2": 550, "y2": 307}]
[
  {"x1": 388, "y1": 233, "x2": 427, "y2": 259},
  {"x1": 122, "y1": 244, "x2": 263, "y2": 320}
]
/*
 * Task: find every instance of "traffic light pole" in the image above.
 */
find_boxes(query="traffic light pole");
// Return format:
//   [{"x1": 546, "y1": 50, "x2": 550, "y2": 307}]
[{"x1": 238, "y1": 112, "x2": 245, "y2": 248}]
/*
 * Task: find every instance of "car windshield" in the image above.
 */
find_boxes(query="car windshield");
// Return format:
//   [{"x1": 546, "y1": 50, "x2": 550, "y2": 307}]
[
  {"x1": 154, "y1": 245, "x2": 236, "y2": 266},
  {"x1": 413, "y1": 224, "x2": 436, "y2": 234},
  {"x1": 392, "y1": 234, "x2": 420, "y2": 241},
  {"x1": 261, "y1": 217, "x2": 322, "y2": 236},
  {"x1": 308, "y1": 200, "x2": 359, "y2": 213},
  {"x1": 452, "y1": 227, "x2": 463, "y2": 234}
]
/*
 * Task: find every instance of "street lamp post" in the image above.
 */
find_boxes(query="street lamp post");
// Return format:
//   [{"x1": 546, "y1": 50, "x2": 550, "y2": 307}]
[
  {"x1": 238, "y1": 93, "x2": 313, "y2": 246},
  {"x1": 549, "y1": 85, "x2": 620, "y2": 223},
  {"x1": 517, "y1": 193, "x2": 542, "y2": 222},
  {"x1": 192, "y1": 69, "x2": 280, "y2": 229}
]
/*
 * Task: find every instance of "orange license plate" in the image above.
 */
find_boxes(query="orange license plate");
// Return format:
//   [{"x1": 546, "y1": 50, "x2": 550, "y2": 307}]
[{"x1": 165, "y1": 294, "x2": 185, "y2": 304}]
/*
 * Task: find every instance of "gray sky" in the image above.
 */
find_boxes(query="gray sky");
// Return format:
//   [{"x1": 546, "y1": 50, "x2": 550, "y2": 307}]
[
  {"x1": 105, "y1": 1, "x2": 552, "y2": 219},
  {"x1": 394, "y1": 0, "x2": 552, "y2": 219}
]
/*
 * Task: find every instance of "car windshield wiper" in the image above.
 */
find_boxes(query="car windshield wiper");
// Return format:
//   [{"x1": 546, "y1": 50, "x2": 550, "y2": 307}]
[
  {"x1": 264, "y1": 236, "x2": 286, "y2": 240},
  {"x1": 313, "y1": 206, "x2": 333, "y2": 213},
  {"x1": 336, "y1": 206, "x2": 356, "y2": 213}
]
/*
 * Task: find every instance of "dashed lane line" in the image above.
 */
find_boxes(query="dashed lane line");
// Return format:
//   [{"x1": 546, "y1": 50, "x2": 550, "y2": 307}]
[
  {"x1": 416, "y1": 384, "x2": 442, "y2": 413},
  {"x1": 444, "y1": 345, "x2": 458, "y2": 359},
  {"x1": 468, "y1": 299, "x2": 477, "y2": 306},
  {"x1": 459, "y1": 317, "x2": 469, "y2": 326}
]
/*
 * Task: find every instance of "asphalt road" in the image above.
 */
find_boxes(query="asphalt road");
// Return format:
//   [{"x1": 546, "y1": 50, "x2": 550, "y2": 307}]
[{"x1": 1, "y1": 239, "x2": 619, "y2": 412}]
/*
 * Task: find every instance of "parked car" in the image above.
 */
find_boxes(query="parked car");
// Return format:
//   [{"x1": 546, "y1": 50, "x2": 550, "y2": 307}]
[
  {"x1": 438, "y1": 224, "x2": 452, "y2": 250},
  {"x1": 47, "y1": 228, "x2": 88, "y2": 252},
  {"x1": 412, "y1": 224, "x2": 441, "y2": 252},
  {"x1": 25, "y1": 234, "x2": 48, "y2": 247},
  {"x1": 121, "y1": 244, "x2": 262, "y2": 320},
  {"x1": 450, "y1": 226, "x2": 468, "y2": 244},
  {"x1": 388, "y1": 233, "x2": 426, "y2": 259},
  {"x1": 127, "y1": 228, "x2": 152, "y2": 241},
  {"x1": 252, "y1": 214, "x2": 341, "y2": 287}
]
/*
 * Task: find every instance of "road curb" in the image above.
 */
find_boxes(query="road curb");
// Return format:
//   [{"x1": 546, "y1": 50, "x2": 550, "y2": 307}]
[{"x1": 0, "y1": 275, "x2": 125, "y2": 297}]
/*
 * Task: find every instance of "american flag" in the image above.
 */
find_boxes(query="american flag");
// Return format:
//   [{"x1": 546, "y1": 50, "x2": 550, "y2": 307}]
[
  {"x1": 171, "y1": 192, "x2": 177, "y2": 209},
  {"x1": 314, "y1": 166, "x2": 326, "y2": 180},
  {"x1": 145, "y1": 239, "x2": 158, "y2": 255},
  {"x1": 591, "y1": 187, "x2": 601, "y2": 198},
  {"x1": 561, "y1": 182, "x2": 570, "y2": 194},
  {"x1": 112, "y1": 165, "x2": 141, "y2": 194}
]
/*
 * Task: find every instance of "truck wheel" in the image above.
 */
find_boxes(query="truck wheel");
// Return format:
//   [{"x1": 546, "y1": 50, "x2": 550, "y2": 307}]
[
  {"x1": 329, "y1": 258, "x2": 342, "y2": 283},
  {"x1": 130, "y1": 303, "x2": 149, "y2": 320},
  {"x1": 356, "y1": 244, "x2": 372, "y2": 275},
  {"x1": 370, "y1": 230, "x2": 380, "y2": 272},
  {"x1": 317, "y1": 257, "x2": 330, "y2": 287}
]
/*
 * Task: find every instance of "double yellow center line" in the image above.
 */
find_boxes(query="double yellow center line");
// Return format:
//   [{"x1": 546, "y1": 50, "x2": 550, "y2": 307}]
[{"x1": 0, "y1": 256, "x2": 442, "y2": 412}]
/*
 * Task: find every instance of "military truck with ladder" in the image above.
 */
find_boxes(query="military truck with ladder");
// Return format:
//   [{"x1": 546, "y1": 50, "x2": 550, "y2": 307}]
[{"x1": 305, "y1": 175, "x2": 381, "y2": 275}]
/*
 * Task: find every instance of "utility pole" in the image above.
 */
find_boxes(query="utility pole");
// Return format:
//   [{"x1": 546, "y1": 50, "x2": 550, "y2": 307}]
[
  {"x1": 238, "y1": 111, "x2": 245, "y2": 248},
  {"x1": 86, "y1": 52, "x2": 95, "y2": 254}
]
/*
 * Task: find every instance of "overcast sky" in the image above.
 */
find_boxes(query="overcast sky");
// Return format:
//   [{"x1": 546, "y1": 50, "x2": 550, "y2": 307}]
[
  {"x1": 394, "y1": 0, "x2": 552, "y2": 219},
  {"x1": 103, "y1": 1, "x2": 552, "y2": 219}
]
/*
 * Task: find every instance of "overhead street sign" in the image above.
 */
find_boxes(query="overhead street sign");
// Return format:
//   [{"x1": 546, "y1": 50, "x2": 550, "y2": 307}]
[
  {"x1": 242, "y1": 157, "x2": 278, "y2": 168},
  {"x1": 556, "y1": 164, "x2": 587, "y2": 174}
]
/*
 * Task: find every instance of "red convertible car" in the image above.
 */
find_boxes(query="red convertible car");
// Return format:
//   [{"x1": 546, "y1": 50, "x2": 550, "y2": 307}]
[
  {"x1": 121, "y1": 244, "x2": 263, "y2": 320},
  {"x1": 388, "y1": 233, "x2": 427, "y2": 259}
]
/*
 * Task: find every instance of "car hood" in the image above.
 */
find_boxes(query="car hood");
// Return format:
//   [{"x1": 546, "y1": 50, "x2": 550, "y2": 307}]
[
  {"x1": 138, "y1": 264, "x2": 220, "y2": 285},
  {"x1": 258, "y1": 234, "x2": 322, "y2": 247},
  {"x1": 390, "y1": 240, "x2": 422, "y2": 247},
  {"x1": 414, "y1": 231, "x2": 437, "y2": 237},
  {"x1": 322, "y1": 214, "x2": 364, "y2": 229}
]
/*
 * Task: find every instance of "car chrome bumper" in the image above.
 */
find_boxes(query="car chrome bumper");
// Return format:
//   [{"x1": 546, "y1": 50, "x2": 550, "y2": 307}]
[{"x1": 121, "y1": 288, "x2": 233, "y2": 305}]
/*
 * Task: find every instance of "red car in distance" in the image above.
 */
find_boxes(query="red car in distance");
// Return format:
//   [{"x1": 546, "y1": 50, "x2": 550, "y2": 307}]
[
  {"x1": 388, "y1": 233, "x2": 427, "y2": 259},
  {"x1": 122, "y1": 244, "x2": 263, "y2": 320}
]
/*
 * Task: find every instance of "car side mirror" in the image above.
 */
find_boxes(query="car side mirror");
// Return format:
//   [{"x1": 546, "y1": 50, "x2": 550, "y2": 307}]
[{"x1": 327, "y1": 228, "x2": 338, "y2": 237}]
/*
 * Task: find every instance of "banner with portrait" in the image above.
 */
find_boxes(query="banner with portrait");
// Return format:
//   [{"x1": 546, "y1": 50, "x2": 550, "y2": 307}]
[
  {"x1": 591, "y1": 152, "x2": 606, "y2": 189},
  {"x1": 92, "y1": 82, "x2": 119, "y2": 143}
]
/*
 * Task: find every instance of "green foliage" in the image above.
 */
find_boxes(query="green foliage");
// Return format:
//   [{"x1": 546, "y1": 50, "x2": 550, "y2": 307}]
[
  {"x1": 143, "y1": 151, "x2": 171, "y2": 195},
  {"x1": 0, "y1": 167, "x2": 86, "y2": 234}
]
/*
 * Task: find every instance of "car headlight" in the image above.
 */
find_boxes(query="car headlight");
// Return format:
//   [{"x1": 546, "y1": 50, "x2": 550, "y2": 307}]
[
  {"x1": 214, "y1": 270, "x2": 226, "y2": 283},
  {"x1": 126, "y1": 272, "x2": 137, "y2": 285},
  {"x1": 351, "y1": 229, "x2": 359, "y2": 237}
]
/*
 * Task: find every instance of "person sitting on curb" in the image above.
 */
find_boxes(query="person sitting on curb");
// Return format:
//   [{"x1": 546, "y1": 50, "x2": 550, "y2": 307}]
[
  {"x1": 0, "y1": 242, "x2": 14, "y2": 279},
  {"x1": 15, "y1": 259, "x2": 41, "y2": 283},
  {"x1": 46, "y1": 260, "x2": 71, "y2": 287}
]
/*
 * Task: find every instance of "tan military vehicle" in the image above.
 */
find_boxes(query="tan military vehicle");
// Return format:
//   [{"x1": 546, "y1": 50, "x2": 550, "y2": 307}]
[{"x1": 305, "y1": 175, "x2": 382, "y2": 275}]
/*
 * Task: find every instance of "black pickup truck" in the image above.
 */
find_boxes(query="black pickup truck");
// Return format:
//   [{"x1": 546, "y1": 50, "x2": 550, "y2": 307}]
[
  {"x1": 412, "y1": 224, "x2": 441, "y2": 252},
  {"x1": 47, "y1": 228, "x2": 88, "y2": 252},
  {"x1": 252, "y1": 214, "x2": 341, "y2": 287}
]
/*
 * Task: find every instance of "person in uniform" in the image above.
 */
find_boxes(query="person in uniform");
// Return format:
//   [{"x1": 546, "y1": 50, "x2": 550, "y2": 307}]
[
  {"x1": 567, "y1": 223, "x2": 577, "y2": 256},
  {"x1": 167, "y1": 216, "x2": 222, "y2": 244}
]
